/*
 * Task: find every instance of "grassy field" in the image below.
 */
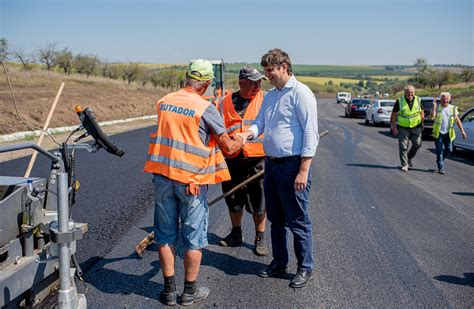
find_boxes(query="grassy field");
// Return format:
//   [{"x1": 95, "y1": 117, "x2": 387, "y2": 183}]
[
  {"x1": 295, "y1": 76, "x2": 376, "y2": 85},
  {"x1": 370, "y1": 75, "x2": 412, "y2": 80}
]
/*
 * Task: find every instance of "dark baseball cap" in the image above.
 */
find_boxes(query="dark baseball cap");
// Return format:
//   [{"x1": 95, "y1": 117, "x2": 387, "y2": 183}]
[{"x1": 239, "y1": 65, "x2": 266, "y2": 81}]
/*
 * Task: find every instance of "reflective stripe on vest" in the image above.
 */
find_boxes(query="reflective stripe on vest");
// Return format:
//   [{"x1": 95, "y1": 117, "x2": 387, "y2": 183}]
[
  {"x1": 144, "y1": 89, "x2": 230, "y2": 184},
  {"x1": 220, "y1": 90, "x2": 265, "y2": 157},
  {"x1": 397, "y1": 96, "x2": 422, "y2": 128},
  {"x1": 432, "y1": 104, "x2": 456, "y2": 141}
]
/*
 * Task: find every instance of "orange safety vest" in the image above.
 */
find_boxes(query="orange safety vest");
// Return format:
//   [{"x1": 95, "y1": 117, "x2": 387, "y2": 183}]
[
  {"x1": 219, "y1": 90, "x2": 265, "y2": 158},
  {"x1": 144, "y1": 89, "x2": 230, "y2": 184}
]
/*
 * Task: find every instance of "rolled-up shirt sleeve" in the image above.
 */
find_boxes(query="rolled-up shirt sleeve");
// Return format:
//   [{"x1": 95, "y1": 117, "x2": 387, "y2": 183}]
[{"x1": 295, "y1": 89, "x2": 319, "y2": 157}]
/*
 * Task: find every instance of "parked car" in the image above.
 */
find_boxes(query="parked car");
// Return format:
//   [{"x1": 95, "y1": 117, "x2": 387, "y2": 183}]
[
  {"x1": 337, "y1": 92, "x2": 351, "y2": 104},
  {"x1": 365, "y1": 99, "x2": 395, "y2": 126},
  {"x1": 419, "y1": 97, "x2": 440, "y2": 136},
  {"x1": 453, "y1": 107, "x2": 474, "y2": 152},
  {"x1": 345, "y1": 98, "x2": 371, "y2": 118}
]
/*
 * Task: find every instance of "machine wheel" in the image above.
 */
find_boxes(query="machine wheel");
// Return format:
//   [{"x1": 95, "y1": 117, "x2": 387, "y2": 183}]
[{"x1": 365, "y1": 118, "x2": 369, "y2": 125}]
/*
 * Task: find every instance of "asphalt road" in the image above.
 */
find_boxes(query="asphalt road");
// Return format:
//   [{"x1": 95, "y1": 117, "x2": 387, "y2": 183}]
[{"x1": 1, "y1": 98, "x2": 472, "y2": 308}]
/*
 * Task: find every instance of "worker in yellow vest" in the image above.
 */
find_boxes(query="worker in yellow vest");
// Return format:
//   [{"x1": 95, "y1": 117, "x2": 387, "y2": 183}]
[
  {"x1": 390, "y1": 85, "x2": 424, "y2": 172},
  {"x1": 429, "y1": 92, "x2": 467, "y2": 174},
  {"x1": 144, "y1": 59, "x2": 243, "y2": 306},
  {"x1": 217, "y1": 66, "x2": 268, "y2": 256}
]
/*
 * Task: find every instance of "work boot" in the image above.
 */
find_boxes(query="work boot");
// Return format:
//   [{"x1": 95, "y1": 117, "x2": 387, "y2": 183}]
[
  {"x1": 159, "y1": 291, "x2": 177, "y2": 306},
  {"x1": 253, "y1": 235, "x2": 268, "y2": 256},
  {"x1": 180, "y1": 286, "x2": 210, "y2": 306},
  {"x1": 219, "y1": 230, "x2": 243, "y2": 247}
]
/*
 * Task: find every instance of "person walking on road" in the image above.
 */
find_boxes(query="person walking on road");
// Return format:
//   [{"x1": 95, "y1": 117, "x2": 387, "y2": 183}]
[
  {"x1": 143, "y1": 59, "x2": 244, "y2": 306},
  {"x1": 218, "y1": 65, "x2": 268, "y2": 256},
  {"x1": 429, "y1": 92, "x2": 467, "y2": 174},
  {"x1": 390, "y1": 85, "x2": 424, "y2": 172},
  {"x1": 237, "y1": 48, "x2": 319, "y2": 288}
]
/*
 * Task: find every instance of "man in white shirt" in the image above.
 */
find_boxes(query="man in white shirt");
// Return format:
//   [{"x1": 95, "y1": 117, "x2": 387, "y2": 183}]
[{"x1": 429, "y1": 92, "x2": 467, "y2": 174}]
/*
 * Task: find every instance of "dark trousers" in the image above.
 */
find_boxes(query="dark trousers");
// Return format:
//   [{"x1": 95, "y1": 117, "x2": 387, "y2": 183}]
[{"x1": 263, "y1": 157, "x2": 314, "y2": 272}]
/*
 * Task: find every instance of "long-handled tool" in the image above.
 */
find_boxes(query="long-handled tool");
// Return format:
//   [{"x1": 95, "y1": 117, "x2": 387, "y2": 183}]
[{"x1": 135, "y1": 130, "x2": 329, "y2": 256}]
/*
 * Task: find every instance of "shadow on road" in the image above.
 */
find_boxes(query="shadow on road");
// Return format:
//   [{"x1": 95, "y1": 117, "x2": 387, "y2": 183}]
[
  {"x1": 377, "y1": 130, "x2": 396, "y2": 139},
  {"x1": 452, "y1": 192, "x2": 474, "y2": 196},
  {"x1": 82, "y1": 254, "x2": 163, "y2": 301},
  {"x1": 346, "y1": 163, "x2": 436, "y2": 173},
  {"x1": 346, "y1": 163, "x2": 399, "y2": 170},
  {"x1": 434, "y1": 273, "x2": 474, "y2": 287},
  {"x1": 201, "y1": 232, "x2": 286, "y2": 278},
  {"x1": 426, "y1": 148, "x2": 474, "y2": 166}
]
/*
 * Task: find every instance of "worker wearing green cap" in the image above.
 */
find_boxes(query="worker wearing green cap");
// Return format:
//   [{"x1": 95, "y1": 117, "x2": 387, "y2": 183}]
[{"x1": 144, "y1": 59, "x2": 244, "y2": 306}]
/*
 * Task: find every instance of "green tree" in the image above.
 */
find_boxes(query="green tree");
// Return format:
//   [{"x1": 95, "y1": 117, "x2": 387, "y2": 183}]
[
  {"x1": 74, "y1": 54, "x2": 100, "y2": 77},
  {"x1": 123, "y1": 63, "x2": 141, "y2": 85},
  {"x1": 414, "y1": 57, "x2": 432, "y2": 87},
  {"x1": 460, "y1": 66, "x2": 473, "y2": 84},
  {"x1": 150, "y1": 72, "x2": 161, "y2": 88},
  {"x1": 13, "y1": 48, "x2": 35, "y2": 70},
  {"x1": 55, "y1": 48, "x2": 73, "y2": 75},
  {"x1": 38, "y1": 43, "x2": 58, "y2": 70},
  {"x1": 0, "y1": 38, "x2": 9, "y2": 61}
]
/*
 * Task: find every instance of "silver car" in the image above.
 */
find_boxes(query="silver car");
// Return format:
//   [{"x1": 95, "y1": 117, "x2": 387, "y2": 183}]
[
  {"x1": 365, "y1": 99, "x2": 395, "y2": 126},
  {"x1": 453, "y1": 107, "x2": 474, "y2": 152}
]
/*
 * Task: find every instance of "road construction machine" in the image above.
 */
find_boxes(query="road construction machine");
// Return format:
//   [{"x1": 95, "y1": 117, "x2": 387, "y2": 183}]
[{"x1": 0, "y1": 107, "x2": 124, "y2": 308}]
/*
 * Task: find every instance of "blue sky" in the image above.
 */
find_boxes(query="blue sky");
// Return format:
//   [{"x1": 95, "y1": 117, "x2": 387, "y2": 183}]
[{"x1": 1, "y1": 0, "x2": 473, "y2": 65}]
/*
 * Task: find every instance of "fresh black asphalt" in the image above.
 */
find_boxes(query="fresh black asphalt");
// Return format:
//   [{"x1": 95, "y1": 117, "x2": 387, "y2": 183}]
[{"x1": 1, "y1": 99, "x2": 472, "y2": 307}]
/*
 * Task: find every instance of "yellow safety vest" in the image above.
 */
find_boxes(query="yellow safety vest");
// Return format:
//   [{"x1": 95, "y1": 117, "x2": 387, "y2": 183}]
[
  {"x1": 433, "y1": 104, "x2": 456, "y2": 141},
  {"x1": 397, "y1": 96, "x2": 422, "y2": 128}
]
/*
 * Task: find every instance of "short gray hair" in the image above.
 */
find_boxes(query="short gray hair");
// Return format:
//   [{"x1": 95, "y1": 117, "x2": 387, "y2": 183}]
[
  {"x1": 440, "y1": 92, "x2": 451, "y2": 99},
  {"x1": 185, "y1": 76, "x2": 209, "y2": 89},
  {"x1": 404, "y1": 85, "x2": 415, "y2": 92}
]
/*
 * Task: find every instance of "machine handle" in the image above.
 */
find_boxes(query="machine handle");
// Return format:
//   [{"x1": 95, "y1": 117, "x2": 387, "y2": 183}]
[{"x1": 76, "y1": 106, "x2": 125, "y2": 157}]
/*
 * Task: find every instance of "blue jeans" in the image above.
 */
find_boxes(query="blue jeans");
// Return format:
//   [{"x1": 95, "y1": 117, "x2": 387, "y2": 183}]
[
  {"x1": 434, "y1": 133, "x2": 452, "y2": 170},
  {"x1": 152, "y1": 174, "x2": 209, "y2": 250},
  {"x1": 263, "y1": 157, "x2": 314, "y2": 272}
]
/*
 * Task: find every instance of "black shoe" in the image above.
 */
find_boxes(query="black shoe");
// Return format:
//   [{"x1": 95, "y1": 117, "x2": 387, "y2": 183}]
[
  {"x1": 180, "y1": 286, "x2": 210, "y2": 306},
  {"x1": 258, "y1": 261, "x2": 287, "y2": 278},
  {"x1": 253, "y1": 235, "x2": 268, "y2": 256},
  {"x1": 219, "y1": 231, "x2": 243, "y2": 247},
  {"x1": 289, "y1": 270, "x2": 312, "y2": 288},
  {"x1": 159, "y1": 291, "x2": 177, "y2": 306}
]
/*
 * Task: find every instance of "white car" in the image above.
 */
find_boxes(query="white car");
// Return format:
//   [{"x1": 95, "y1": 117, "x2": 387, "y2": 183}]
[
  {"x1": 365, "y1": 99, "x2": 395, "y2": 126},
  {"x1": 453, "y1": 107, "x2": 474, "y2": 152},
  {"x1": 337, "y1": 92, "x2": 351, "y2": 104}
]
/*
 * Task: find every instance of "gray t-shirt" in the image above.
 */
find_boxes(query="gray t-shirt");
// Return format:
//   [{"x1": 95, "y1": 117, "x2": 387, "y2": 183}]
[{"x1": 200, "y1": 103, "x2": 226, "y2": 145}]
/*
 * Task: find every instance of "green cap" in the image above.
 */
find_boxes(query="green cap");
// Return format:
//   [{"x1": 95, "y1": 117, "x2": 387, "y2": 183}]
[{"x1": 187, "y1": 59, "x2": 214, "y2": 81}]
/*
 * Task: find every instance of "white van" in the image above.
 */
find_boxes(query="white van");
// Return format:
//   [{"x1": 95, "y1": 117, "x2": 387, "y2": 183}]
[{"x1": 337, "y1": 92, "x2": 351, "y2": 104}]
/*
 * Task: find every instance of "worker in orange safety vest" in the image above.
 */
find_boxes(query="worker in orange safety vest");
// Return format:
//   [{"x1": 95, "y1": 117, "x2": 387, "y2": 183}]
[
  {"x1": 217, "y1": 65, "x2": 268, "y2": 257},
  {"x1": 144, "y1": 59, "x2": 243, "y2": 306}
]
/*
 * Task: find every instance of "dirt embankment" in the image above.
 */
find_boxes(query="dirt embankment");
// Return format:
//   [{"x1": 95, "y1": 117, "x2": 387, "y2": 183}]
[{"x1": 0, "y1": 66, "x2": 169, "y2": 135}]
